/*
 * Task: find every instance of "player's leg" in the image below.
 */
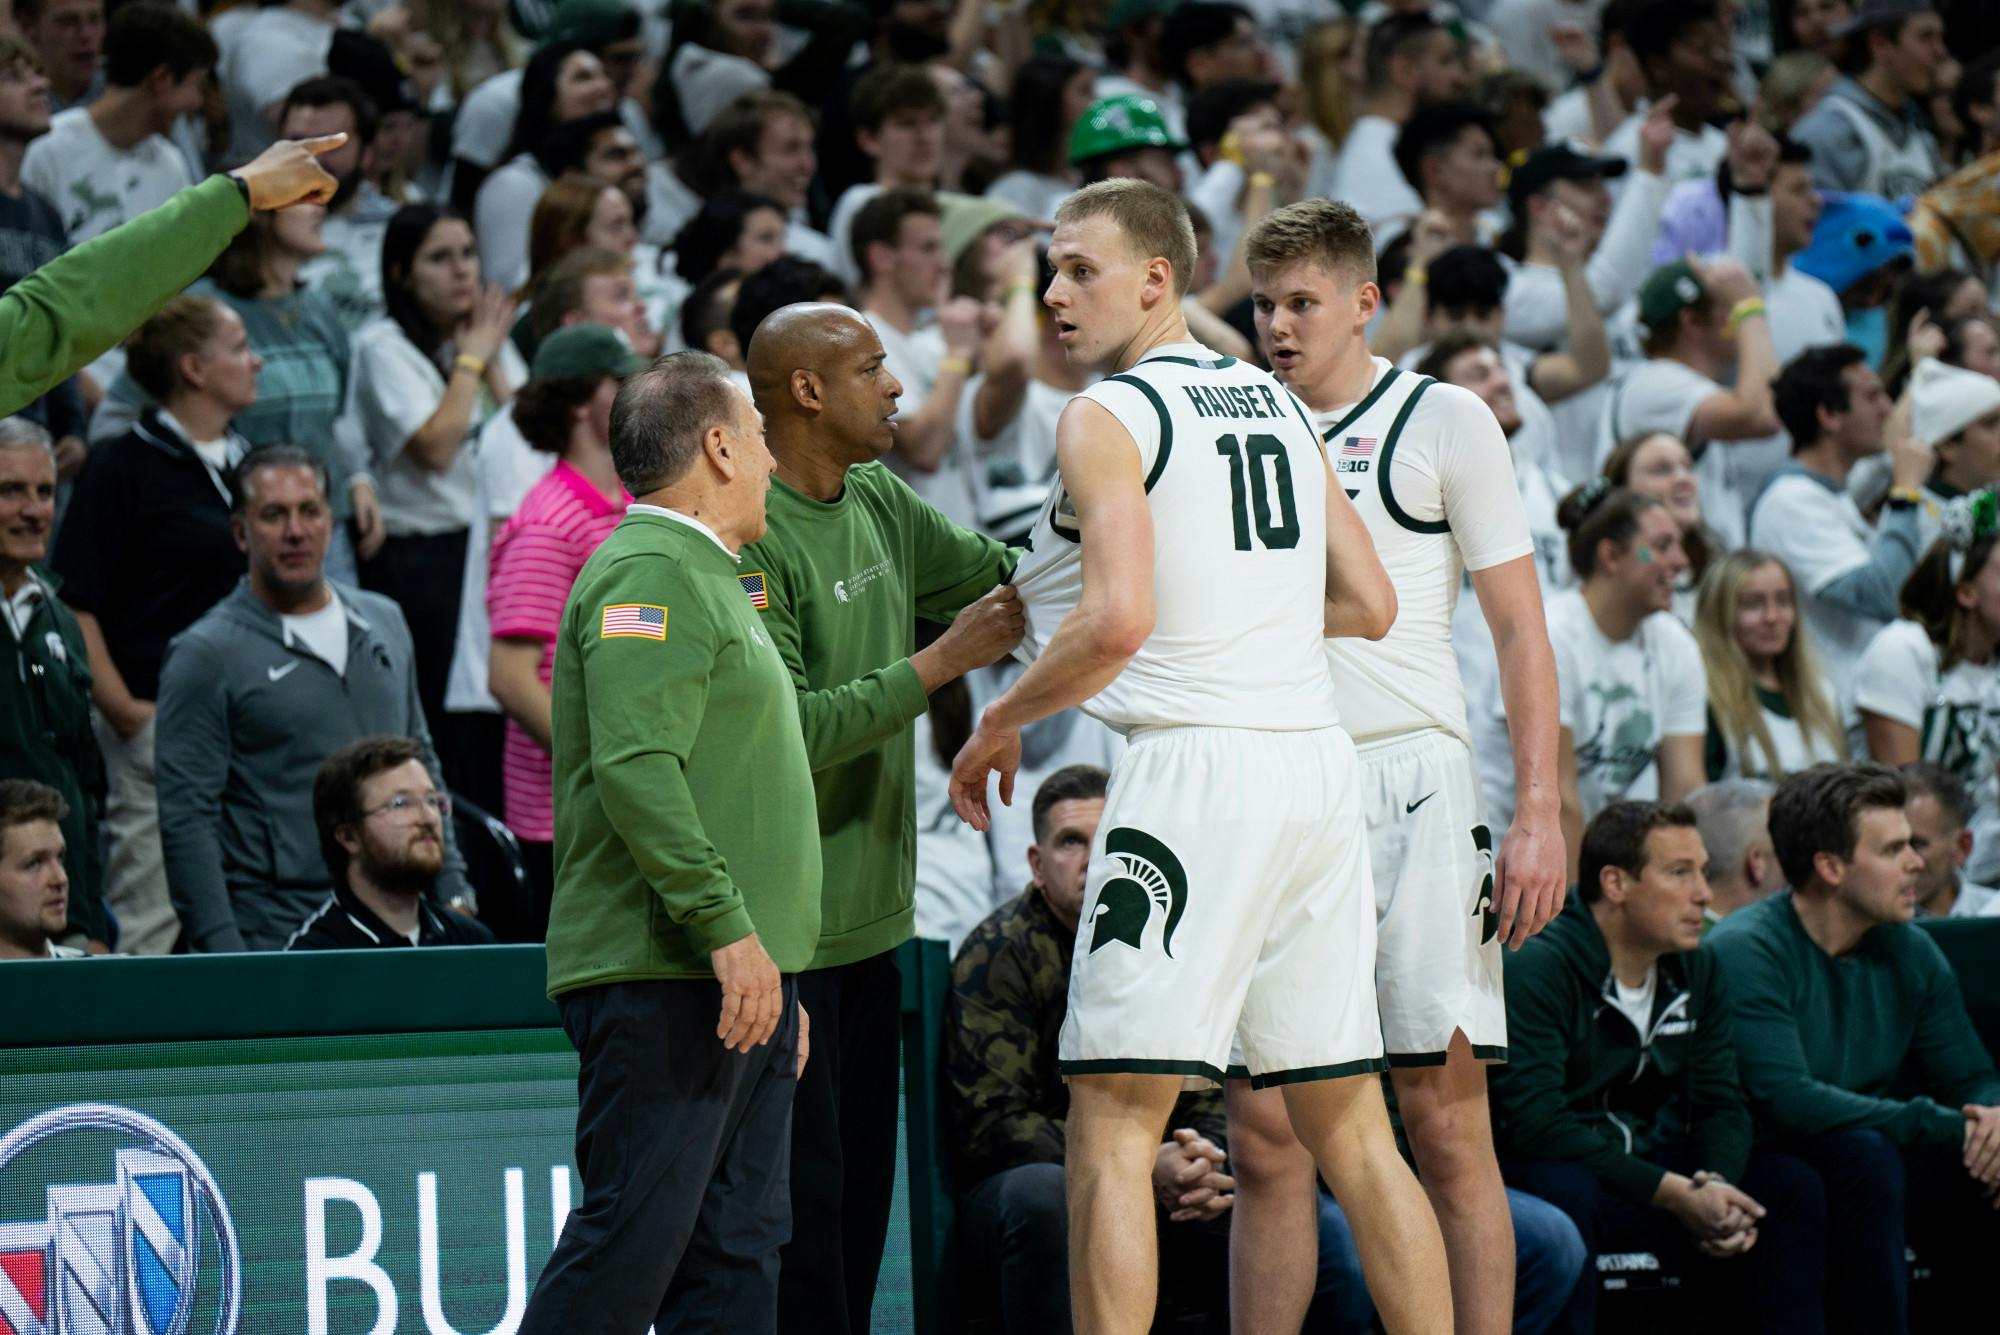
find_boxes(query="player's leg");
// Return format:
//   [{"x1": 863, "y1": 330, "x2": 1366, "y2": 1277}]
[
  {"x1": 1391, "y1": 1035, "x2": 1515, "y2": 1335},
  {"x1": 1223, "y1": 1077, "x2": 1319, "y2": 1333},
  {"x1": 1370, "y1": 734, "x2": 1514, "y2": 1335},
  {"x1": 1281, "y1": 1074, "x2": 1453, "y2": 1335},
  {"x1": 1065, "y1": 1071, "x2": 1187, "y2": 1335}
]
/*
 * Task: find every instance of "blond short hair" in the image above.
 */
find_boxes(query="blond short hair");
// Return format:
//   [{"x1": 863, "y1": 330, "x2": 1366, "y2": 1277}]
[
  {"x1": 1245, "y1": 198, "x2": 1377, "y2": 287},
  {"x1": 1054, "y1": 179, "x2": 1198, "y2": 298}
]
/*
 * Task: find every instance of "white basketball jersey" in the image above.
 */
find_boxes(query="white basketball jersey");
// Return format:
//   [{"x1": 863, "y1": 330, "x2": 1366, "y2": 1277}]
[
  {"x1": 1011, "y1": 343, "x2": 1339, "y2": 734},
  {"x1": 1319, "y1": 359, "x2": 1534, "y2": 749}
]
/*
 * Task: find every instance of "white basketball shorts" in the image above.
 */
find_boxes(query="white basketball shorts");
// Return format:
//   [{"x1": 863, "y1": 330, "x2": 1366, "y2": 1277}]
[
  {"x1": 1057, "y1": 724, "x2": 1386, "y2": 1089},
  {"x1": 1357, "y1": 728, "x2": 1507, "y2": 1064}
]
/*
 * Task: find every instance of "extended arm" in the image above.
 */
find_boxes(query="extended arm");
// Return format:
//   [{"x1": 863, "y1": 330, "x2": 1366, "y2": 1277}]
[
  {"x1": 950, "y1": 399, "x2": 1155, "y2": 829},
  {"x1": 1473, "y1": 555, "x2": 1565, "y2": 944}
]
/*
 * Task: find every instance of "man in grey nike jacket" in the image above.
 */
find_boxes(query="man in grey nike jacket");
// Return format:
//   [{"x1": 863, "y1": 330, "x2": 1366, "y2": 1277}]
[{"x1": 156, "y1": 445, "x2": 468, "y2": 951}]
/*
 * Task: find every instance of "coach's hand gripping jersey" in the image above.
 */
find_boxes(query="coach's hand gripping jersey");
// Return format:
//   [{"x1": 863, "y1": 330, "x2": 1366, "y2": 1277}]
[{"x1": 1008, "y1": 343, "x2": 1341, "y2": 735}]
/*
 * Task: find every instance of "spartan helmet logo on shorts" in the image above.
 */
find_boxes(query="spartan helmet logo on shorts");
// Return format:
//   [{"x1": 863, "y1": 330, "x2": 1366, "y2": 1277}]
[
  {"x1": 1087, "y1": 828, "x2": 1189, "y2": 957},
  {"x1": 1472, "y1": 823, "x2": 1498, "y2": 946}
]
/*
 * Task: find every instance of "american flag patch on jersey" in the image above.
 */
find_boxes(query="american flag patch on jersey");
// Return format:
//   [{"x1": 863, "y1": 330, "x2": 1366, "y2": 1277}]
[
  {"x1": 739, "y1": 572, "x2": 769, "y2": 609},
  {"x1": 1341, "y1": 436, "x2": 1378, "y2": 458},
  {"x1": 602, "y1": 603, "x2": 667, "y2": 639}
]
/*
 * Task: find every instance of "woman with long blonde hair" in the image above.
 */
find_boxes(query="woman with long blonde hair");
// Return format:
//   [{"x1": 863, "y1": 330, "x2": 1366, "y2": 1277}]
[{"x1": 1693, "y1": 550, "x2": 1847, "y2": 782}]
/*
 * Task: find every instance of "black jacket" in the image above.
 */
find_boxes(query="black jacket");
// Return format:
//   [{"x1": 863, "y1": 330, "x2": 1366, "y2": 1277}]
[{"x1": 285, "y1": 883, "x2": 496, "y2": 950}]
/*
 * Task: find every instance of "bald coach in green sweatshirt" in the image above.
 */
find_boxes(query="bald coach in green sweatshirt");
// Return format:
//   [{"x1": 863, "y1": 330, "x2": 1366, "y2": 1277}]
[
  {"x1": 522, "y1": 351, "x2": 818, "y2": 1335},
  {"x1": 741, "y1": 302, "x2": 1025, "y2": 1335}
]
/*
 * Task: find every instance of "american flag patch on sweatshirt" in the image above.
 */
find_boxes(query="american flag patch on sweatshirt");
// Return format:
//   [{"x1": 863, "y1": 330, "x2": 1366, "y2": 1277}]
[
  {"x1": 738, "y1": 572, "x2": 769, "y2": 609},
  {"x1": 601, "y1": 604, "x2": 667, "y2": 639}
]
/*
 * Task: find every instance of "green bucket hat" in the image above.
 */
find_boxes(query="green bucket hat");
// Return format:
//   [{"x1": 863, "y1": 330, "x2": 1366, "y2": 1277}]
[
  {"x1": 1069, "y1": 94, "x2": 1186, "y2": 167},
  {"x1": 531, "y1": 323, "x2": 646, "y2": 381}
]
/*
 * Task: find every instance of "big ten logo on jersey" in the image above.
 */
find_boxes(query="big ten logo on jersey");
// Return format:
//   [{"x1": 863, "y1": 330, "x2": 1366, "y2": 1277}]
[{"x1": 1336, "y1": 436, "x2": 1377, "y2": 500}]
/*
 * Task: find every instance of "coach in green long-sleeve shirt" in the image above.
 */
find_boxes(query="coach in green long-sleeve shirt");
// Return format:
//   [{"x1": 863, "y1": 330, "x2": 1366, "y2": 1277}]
[
  {"x1": 1708, "y1": 762, "x2": 2000, "y2": 1329},
  {"x1": 741, "y1": 303, "x2": 1024, "y2": 1335},
  {"x1": 523, "y1": 353, "x2": 816, "y2": 1335}
]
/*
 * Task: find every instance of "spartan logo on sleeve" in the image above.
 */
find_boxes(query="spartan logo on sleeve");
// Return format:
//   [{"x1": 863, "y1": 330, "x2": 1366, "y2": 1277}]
[{"x1": 1086, "y1": 828, "x2": 1188, "y2": 957}]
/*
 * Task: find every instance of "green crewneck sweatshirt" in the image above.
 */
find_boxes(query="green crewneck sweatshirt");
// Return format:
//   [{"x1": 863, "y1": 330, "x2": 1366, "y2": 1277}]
[
  {"x1": 1707, "y1": 891, "x2": 2000, "y2": 1149},
  {"x1": 545, "y1": 510, "x2": 822, "y2": 997},
  {"x1": 741, "y1": 462, "x2": 1015, "y2": 969}
]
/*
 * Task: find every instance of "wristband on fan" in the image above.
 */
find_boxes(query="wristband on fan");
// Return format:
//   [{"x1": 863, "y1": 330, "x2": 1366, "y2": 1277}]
[
  {"x1": 454, "y1": 353, "x2": 487, "y2": 378},
  {"x1": 1724, "y1": 298, "x2": 1766, "y2": 336},
  {"x1": 939, "y1": 356, "x2": 973, "y2": 375}
]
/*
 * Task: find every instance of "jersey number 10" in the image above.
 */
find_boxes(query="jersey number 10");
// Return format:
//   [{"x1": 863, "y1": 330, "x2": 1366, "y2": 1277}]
[{"x1": 1215, "y1": 433, "x2": 1300, "y2": 551}]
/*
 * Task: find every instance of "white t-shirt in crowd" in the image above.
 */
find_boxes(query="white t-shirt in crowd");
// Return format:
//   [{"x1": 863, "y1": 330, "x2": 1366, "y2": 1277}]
[
  {"x1": 644, "y1": 162, "x2": 705, "y2": 250},
  {"x1": 1548, "y1": 588, "x2": 1708, "y2": 820},
  {"x1": 218, "y1": 6, "x2": 333, "y2": 165},
  {"x1": 1489, "y1": 0, "x2": 1610, "y2": 90},
  {"x1": 444, "y1": 405, "x2": 558, "y2": 715},
  {"x1": 347, "y1": 318, "x2": 526, "y2": 536},
  {"x1": 453, "y1": 68, "x2": 662, "y2": 171},
  {"x1": 864, "y1": 310, "x2": 976, "y2": 529},
  {"x1": 280, "y1": 587, "x2": 350, "y2": 678},
  {"x1": 828, "y1": 182, "x2": 884, "y2": 288},
  {"x1": 984, "y1": 170, "x2": 1072, "y2": 221},
  {"x1": 1601, "y1": 356, "x2": 1746, "y2": 549},
  {"x1": 1602, "y1": 114, "x2": 1727, "y2": 197},
  {"x1": 956, "y1": 374, "x2": 1072, "y2": 545},
  {"x1": 911, "y1": 704, "x2": 1001, "y2": 953},
  {"x1": 1328, "y1": 114, "x2": 1423, "y2": 240},
  {"x1": 473, "y1": 154, "x2": 549, "y2": 295},
  {"x1": 300, "y1": 209, "x2": 390, "y2": 333},
  {"x1": 1854, "y1": 618, "x2": 2000, "y2": 866},
  {"x1": 21, "y1": 109, "x2": 195, "y2": 244},
  {"x1": 1609, "y1": 965, "x2": 1658, "y2": 1036},
  {"x1": 1722, "y1": 264, "x2": 1847, "y2": 507},
  {"x1": 1747, "y1": 463, "x2": 1888, "y2": 708}
]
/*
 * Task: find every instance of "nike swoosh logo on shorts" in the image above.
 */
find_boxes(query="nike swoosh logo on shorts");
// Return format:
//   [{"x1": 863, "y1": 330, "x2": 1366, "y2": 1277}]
[
  {"x1": 1406, "y1": 792, "x2": 1437, "y2": 814},
  {"x1": 268, "y1": 661, "x2": 300, "y2": 683}
]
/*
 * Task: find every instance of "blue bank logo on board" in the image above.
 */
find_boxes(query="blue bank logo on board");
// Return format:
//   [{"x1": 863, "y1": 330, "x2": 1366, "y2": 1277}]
[{"x1": 0, "y1": 1104, "x2": 242, "y2": 1335}]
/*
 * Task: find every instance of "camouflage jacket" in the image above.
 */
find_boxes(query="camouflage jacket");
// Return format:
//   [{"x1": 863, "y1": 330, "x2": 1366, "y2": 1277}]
[{"x1": 945, "y1": 885, "x2": 1227, "y2": 1188}]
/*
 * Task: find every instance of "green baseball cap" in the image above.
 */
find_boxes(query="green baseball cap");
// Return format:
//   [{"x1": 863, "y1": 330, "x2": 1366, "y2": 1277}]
[
  {"x1": 1069, "y1": 94, "x2": 1186, "y2": 166},
  {"x1": 540, "y1": 0, "x2": 640, "y2": 50},
  {"x1": 1637, "y1": 260, "x2": 1708, "y2": 338},
  {"x1": 531, "y1": 323, "x2": 646, "y2": 381}
]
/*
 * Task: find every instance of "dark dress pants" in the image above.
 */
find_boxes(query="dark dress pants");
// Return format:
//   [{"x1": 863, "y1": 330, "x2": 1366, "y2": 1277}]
[{"x1": 518, "y1": 977, "x2": 800, "y2": 1335}]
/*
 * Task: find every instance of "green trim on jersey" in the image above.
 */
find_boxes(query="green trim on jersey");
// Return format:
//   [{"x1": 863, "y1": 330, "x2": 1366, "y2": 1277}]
[
  {"x1": 1320, "y1": 366, "x2": 1404, "y2": 441},
  {"x1": 1105, "y1": 372, "x2": 1176, "y2": 492},
  {"x1": 1248, "y1": 1057, "x2": 1392, "y2": 1089},
  {"x1": 1385, "y1": 1044, "x2": 1510, "y2": 1068},
  {"x1": 1377, "y1": 377, "x2": 1450, "y2": 536},
  {"x1": 1143, "y1": 354, "x2": 1239, "y2": 371}
]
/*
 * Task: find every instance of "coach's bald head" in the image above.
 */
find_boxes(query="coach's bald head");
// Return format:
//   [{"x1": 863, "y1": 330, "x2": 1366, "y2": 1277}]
[{"x1": 746, "y1": 303, "x2": 906, "y2": 470}]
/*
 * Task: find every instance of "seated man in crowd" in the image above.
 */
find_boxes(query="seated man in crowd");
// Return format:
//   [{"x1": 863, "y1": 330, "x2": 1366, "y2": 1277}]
[
  {"x1": 287, "y1": 736, "x2": 494, "y2": 950},
  {"x1": 1686, "y1": 778, "x2": 1786, "y2": 922},
  {"x1": 1710, "y1": 762, "x2": 2000, "y2": 1332},
  {"x1": 1493, "y1": 799, "x2": 1827, "y2": 1335},
  {"x1": 156, "y1": 444, "x2": 469, "y2": 952},
  {"x1": 946, "y1": 766, "x2": 1585, "y2": 1334},
  {"x1": 0, "y1": 779, "x2": 86, "y2": 960},
  {"x1": 1900, "y1": 761, "x2": 2000, "y2": 918}
]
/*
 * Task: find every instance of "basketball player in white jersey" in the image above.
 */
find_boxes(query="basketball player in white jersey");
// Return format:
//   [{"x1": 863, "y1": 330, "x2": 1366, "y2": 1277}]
[
  {"x1": 947, "y1": 179, "x2": 1453, "y2": 1335},
  {"x1": 1227, "y1": 198, "x2": 1566, "y2": 1335}
]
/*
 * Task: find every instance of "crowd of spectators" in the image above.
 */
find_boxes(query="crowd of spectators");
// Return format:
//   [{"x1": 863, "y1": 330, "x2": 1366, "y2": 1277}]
[{"x1": 6, "y1": 0, "x2": 2000, "y2": 1327}]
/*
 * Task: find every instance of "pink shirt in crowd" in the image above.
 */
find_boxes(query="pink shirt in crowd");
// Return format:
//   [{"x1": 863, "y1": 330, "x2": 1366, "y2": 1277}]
[{"x1": 487, "y1": 459, "x2": 629, "y2": 840}]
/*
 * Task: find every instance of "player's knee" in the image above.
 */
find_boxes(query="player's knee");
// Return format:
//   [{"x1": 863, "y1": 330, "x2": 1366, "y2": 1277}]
[
  {"x1": 1226, "y1": 1086, "x2": 1315, "y2": 1188},
  {"x1": 1403, "y1": 1103, "x2": 1498, "y2": 1189}
]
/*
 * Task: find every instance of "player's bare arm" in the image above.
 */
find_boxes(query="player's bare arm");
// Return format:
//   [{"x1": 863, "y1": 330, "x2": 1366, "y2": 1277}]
[
  {"x1": 1322, "y1": 457, "x2": 1396, "y2": 640},
  {"x1": 1469, "y1": 555, "x2": 1565, "y2": 946},
  {"x1": 949, "y1": 398, "x2": 1156, "y2": 830}
]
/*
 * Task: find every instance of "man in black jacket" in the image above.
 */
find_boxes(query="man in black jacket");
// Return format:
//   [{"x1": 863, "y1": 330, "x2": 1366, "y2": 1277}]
[
  {"x1": 1492, "y1": 800, "x2": 1826, "y2": 1334},
  {"x1": 286, "y1": 735, "x2": 493, "y2": 950}
]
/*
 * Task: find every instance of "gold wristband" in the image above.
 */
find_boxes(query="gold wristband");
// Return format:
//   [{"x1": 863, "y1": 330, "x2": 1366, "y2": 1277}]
[
  {"x1": 1248, "y1": 171, "x2": 1277, "y2": 189},
  {"x1": 939, "y1": 356, "x2": 973, "y2": 375},
  {"x1": 1004, "y1": 282, "x2": 1037, "y2": 299},
  {"x1": 1218, "y1": 131, "x2": 1244, "y2": 168},
  {"x1": 1403, "y1": 266, "x2": 1428, "y2": 286},
  {"x1": 1887, "y1": 486, "x2": 1925, "y2": 507},
  {"x1": 454, "y1": 353, "x2": 487, "y2": 378},
  {"x1": 1724, "y1": 297, "x2": 1766, "y2": 336}
]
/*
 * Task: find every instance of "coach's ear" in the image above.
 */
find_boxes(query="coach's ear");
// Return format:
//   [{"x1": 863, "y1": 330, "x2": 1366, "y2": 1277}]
[{"x1": 788, "y1": 367, "x2": 825, "y2": 414}]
